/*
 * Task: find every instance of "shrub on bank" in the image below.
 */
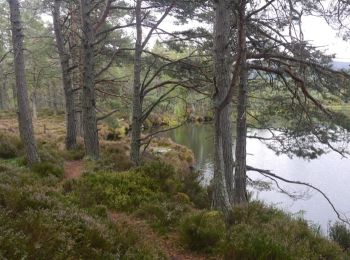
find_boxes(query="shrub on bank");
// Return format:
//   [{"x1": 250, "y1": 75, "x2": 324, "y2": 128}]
[
  {"x1": 0, "y1": 133, "x2": 348, "y2": 260},
  {"x1": 329, "y1": 221, "x2": 350, "y2": 252},
  {"x1": 179, "y1": 211, "x2": 226, "y2": 253},
  {"x1": 222, "y1": 202, "x2": 345, "y2": 259},
  {"x1": 70, "y1": 161, "x2": 207, "y2": 233}
]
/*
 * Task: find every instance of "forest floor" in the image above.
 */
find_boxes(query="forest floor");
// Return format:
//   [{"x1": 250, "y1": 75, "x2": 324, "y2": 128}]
[
  {"x1": 1, "y1": 113, "x2": 349, "y2": 259},
  {"x1": 108, "y1": 211, "x2": 206, "y2": 260},
  {"x1": 63, "y1": 160, "x2": 84, "y2": 180},
  {"x1": 62, "y1": 159, "x2": 207, "y2": 260}
]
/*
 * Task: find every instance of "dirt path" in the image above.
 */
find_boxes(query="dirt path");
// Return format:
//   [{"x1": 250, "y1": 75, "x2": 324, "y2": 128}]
[
  {"x1": 108, "y1": 211, "x2": 210, "y2": 260},
  {"x1": 63, "y1": 161, "x2": 211, "y2": 259},
  {"x1": 63, "y1": 160, "x2": 84, "y2": 180}
]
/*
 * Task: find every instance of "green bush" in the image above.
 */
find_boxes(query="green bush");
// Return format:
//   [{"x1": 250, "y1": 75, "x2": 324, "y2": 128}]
[
  {"x1": 0, "y1": 133, "x2": 23, "y2": 159},
  {"x1": 222, "y1": 201, "x2": 344, "y2": 259},
  {"x1": 0, "y1": 163, "x2": 13, "y2": 173},
  {"x1": 0, "y1": 142, "x2": 17, "y2": 159},
  {"x1": 32, "y1": 162, "x2": 63, "y2": 178},
  {"x1": 179, "y1": 170, "x2": 209, "y2": 209},
  {"x1": 136, "y1": 200, "x2": 191, "y2": 233},
  {"x1": 0, "y1": 203, "x2": 160, "y2": 259},
  {"x1": 0, "y1": 170, "x2": 163, "y2": 259},
  {"x1": 224, "y1": 222, "x2": 290, "y2": 259},
  {"x1": 93, "y1": 143, "x2": 133, "y2": 172},
  {"x1": 37, "y1": 142, "x2": 64, "y2": 165},
  {"x1": 72, "y1": 170, "x2": 166, "y2": 211},
  {"x1": 61, "y1": 142, "x2": 85, "y2": 160},
  {"x1": 179, "y1": 211, "x2": 225, "y2": 253},
  {"x1": 137, "y1": 161, "x2": 181, "y2": 193},
  {"x1": 138, "y1": 161, "x2": 175, "y2": 181},
  {"x1": 138, "y1": 161, "x2": 209, "y2": 208},
  {"x1": 329, "y1": 221, "x2": 350, "y2": 252},
  {"x1": 71, "y1": 162, "x2": 202, "y2": 235}
]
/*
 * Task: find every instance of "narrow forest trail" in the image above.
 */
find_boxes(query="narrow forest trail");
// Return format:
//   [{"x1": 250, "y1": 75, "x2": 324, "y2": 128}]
[
  {"x1": 63, "y1": 160, "x2": 84, "y2": 180},
  {"x1": 108, "y1": 211, "x2": 209, "y2": 260},
  {"x1": 62, "y1": 160, "x2": 210, "y2": 259}
]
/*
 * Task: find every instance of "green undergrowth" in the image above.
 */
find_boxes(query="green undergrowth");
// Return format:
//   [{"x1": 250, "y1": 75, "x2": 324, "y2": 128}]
[
  {"x1": 1, "y1": 131, "x2": 349, "y2": 259},
  {"x1": 329, "y1": 221, "x2": 350, "y2": 253},
  {"x1": 0, "y1": 132, "x2": 24, "y2": 159},
  {"x1": 179, "y1": 211, "x2": 226, "y2": 254},
  {"x1": 91, "y1": 142, "x2": 133, "y2": 172},
  {"x1": 67, "y1": 161, "x2": 208, "y2": 233},
  {"x1": 0, "y1": 163, "x2": 164, "y2": 259},
  {"x1": 0, "y1": 133, "x2": 67, "y2": 178},
  {"x1": 178, "y1": 202, "x2": 349, "y2": 259},
  {"x1": 223, "y1": 202, "x2": 347, "y2": 259}
]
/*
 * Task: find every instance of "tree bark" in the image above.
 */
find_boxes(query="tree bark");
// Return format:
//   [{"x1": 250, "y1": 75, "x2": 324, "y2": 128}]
[
  {"x1": 31, "y1": 91, "x2": 38, "y2": 121},
  {"x1": 0, "y1": 65, "x2": 8, "y2": 111},
  {"x1": 11, "y1": 82, "x2": 17, "y2": 109},
  {"x1": 80, "y1": 0, "x2": 99, "y2": 159},
  {"x1": 52, "y1": 0, "x2": 77, "y2": 150},
  {"x1": 212, "y1": 0, "x2": 234, "y2": 215},
  {"x1": 234, "y1": 0, "x2": 248, "y2": 205},
  {"x1": 130, "y1": 0, "x2": 143, "y2": 165},
  {"x1": 48, "y1": 81, "x2": 59, "y2": 115},
  {"x1": 70, "y1": 3, "x2": 84, "y2": 137},
  {"x1": 8, "y1": 0, "x2": 40, "y2": 165}
]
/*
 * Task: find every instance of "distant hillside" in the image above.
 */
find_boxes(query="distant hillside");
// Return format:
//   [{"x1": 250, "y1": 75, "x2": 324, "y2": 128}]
[{"x1": 332, "y1": 60, "x2": 350, "y2": 70}]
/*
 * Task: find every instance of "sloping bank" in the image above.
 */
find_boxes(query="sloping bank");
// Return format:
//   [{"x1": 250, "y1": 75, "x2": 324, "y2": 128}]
[{"x1": 0, "y1": 132, "x2": 349, "y2": 259}]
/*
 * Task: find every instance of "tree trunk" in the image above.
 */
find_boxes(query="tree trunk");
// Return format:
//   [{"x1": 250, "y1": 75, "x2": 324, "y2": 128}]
[
  {"x1": 11, "y1": 82, "x2": 17, "y2": 109},
  {"x1": 0, "y1": 65, "x2": 7, "y2": 111},
  {"x1": 0, "y1": 87, "x2": 3, "y2": 110},
  {"x1": 31, "y1": 91, "x2": 38, "y2": 121},
  {"x1": 212, "y1": 0, "x2": 234, "y2": 215},
  {"x1": 8, "y1": 0, "x2": 40, "y2": 165},
  {"x1": 80, "y1": 0, "x2": 99, "y2": 159},
  {"x1": 47, "y1": 80, "x2": 53, "y2": 109},
  {"x1": 52, "y1": 0, "x2": 77, "y2": 150},
  {"x1": 48, "y1": 81, "x2": 59, "y2": 115},
  {"x1": 234, "y1": 0, "x2": 248, "y2": 205},
  {"x1": 51, "y1": 82, "x2": 59, "y2": 115},
  {"x1": 130, "y1": 0, "x2": 143, "y2": 165},
  {"x1": 70, "y1": 3, "x2": 84, "y2": 138}
]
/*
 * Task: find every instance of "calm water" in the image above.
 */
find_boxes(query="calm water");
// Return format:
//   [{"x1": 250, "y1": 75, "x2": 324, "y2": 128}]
[{"x1": 166, "y1": 123, "x2": 350, "y2": 231}]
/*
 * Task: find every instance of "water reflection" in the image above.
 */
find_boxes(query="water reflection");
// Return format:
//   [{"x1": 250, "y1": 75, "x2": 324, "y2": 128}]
[
  {"x1": 167, "y1": 123, "x2": 215, "y2": 185},
  {"x1": 166, "y1": 123, "x2": 350, "y2": 231}
]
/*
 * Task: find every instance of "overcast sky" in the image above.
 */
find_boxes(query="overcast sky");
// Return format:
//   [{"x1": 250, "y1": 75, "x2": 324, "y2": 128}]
[{"x1": 303, "y1": 16, "x2": 350, "y2": 61}]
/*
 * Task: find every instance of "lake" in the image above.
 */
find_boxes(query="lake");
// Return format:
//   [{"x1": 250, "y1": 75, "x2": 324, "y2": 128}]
[{"x1": 166, "y1": 123, "x2": 350, "y2": 232}]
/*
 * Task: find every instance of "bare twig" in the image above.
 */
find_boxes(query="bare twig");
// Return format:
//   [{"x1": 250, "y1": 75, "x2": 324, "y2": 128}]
[{"x1": 247, "y1": 165, "x2": 350, "y2": 226}]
